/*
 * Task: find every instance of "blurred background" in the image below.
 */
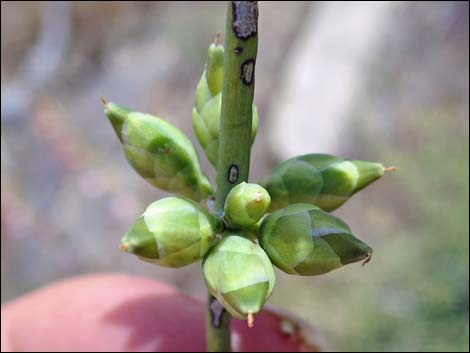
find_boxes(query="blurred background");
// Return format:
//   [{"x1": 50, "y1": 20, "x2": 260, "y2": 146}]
[{"x1": 1, "y1": 1, "x2": 468, "y2": 351}]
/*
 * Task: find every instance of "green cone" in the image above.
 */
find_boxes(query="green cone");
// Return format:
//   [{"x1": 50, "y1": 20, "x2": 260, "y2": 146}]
[
  {"x1": 259, "y1": 203, "x2": 372, "y2": 276},
  {"x1": 192, "y1": 40, "x2": 259, "y2": 166},
  {"x1": 203, "y1": 235, "x2": 275, "y2": 320},
  {"x1": 121, "y1": 197, "x2": 220, "y2": 268},
  {"x1": 103, "y1": 99, "x2": 213, "y2": 201},
  {"x1": 224, "y1": 182, "x2": 271, "y2": 229},
  {"x1": 263, "y1": 153, "x2": 394, "y2": 212}
]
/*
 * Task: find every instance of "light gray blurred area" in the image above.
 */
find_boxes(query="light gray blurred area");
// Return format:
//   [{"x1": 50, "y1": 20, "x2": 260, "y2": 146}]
[{"x1": 1, "y1": 2, "x2": 468, "y2": 351}]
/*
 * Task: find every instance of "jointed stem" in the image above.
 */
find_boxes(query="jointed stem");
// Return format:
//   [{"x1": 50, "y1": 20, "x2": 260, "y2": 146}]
[
  {"x1": 206, "y1": 1, "x2": 259, "y2": 352},
  {"x1": 215, "y1": 1, "x2": 259, "y2": 211}
]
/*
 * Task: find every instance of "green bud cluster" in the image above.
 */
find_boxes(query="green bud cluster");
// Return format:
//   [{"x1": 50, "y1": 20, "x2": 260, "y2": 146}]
[
  {"x1": 104, "y1": 38, "x2": 394, "y2": 327},
  {"x1": 192, "y1": 39, "x2": 259, "y2": 166},
  {"x1": 263, "y1": 153, "x2": 396, "y2": 212}
]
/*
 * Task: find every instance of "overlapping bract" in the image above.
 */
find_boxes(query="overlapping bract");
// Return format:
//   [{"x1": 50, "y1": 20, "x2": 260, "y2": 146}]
[
  {"x1": 192, "y1": 42, "x2": 259, "y2": 166},
  {"x1": 104, "y1": 101, "x2": 213, "y2": 201},
  {"x1": 263, "y1": 154, "x2": 387, "y2": 212}
]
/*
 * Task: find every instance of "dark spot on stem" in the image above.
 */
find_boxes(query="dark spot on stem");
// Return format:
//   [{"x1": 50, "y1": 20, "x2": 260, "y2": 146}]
[
  {"x1": 228, "y1": 164, "x2": 239, "y2": 184},
  {"x1": 241, "y1": 59, "x2": 255, "y2": 85},
  {"x1": 210, "y1": 296, "x2": 227, "y2": 328},
  {"x1": 232, "y1": 1, "x2": 258, "y2": 40},
  {"x1": 234, "y1": 46, "x2": 243, "y2": 55}
]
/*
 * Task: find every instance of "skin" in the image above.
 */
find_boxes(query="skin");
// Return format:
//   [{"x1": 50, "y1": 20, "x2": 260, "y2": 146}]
[{"x1": 1, "y1": 273, "x2": 322, "y2": 352}]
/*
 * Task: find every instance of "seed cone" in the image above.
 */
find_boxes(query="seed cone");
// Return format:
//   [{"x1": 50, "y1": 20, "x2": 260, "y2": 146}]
[
  {"x1": 203, "y1": 235, "x2": 275, "y2": 320},
  {"x1": 121, "y1": 197, "x2": 220, "y2": 268},
  {"x1": 104, "y1": 100, "x2": 213, "y2": 201},
  {"x1": 263, "y1": 153, "x2": 391, "y2": 212},
  {"x1": 259, "y1": 203, "x2": 372, "y2": 276},
  {"x1": 224, "y1": 182, "x2": 271, "y2": 229},
  {"x1": 192, "y1": 41, "x2": 259, "y2": 166}
]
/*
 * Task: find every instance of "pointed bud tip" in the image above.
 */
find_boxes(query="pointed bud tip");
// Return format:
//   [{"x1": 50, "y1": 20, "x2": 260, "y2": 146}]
[
  {"x1": 384, "y1": 166, "x2": 398, "y2": 172},
  {"x1": 101, "y1": 96, "x2": 109, "y2": 109},
  {"x1": 254, "y1": 192, "x2": 262, "y2": 203},
  {"x1": 214, "y1": 31, "x2": 222, "y2": 45},
  {"x1": 247, "y1": 313, "x2": 255, "y2": 328},
  {"x1": 120, "y1": 242, "x2": 131, "y2": 252},
  {"x1": 362, "y1": 249, "x2": 373, "y2": 266}
]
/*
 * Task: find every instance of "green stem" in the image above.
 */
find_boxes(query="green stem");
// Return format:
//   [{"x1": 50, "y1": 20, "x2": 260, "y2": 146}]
[
  {"x1": 215, "y1": 1, "x2": 258, "y2": 210},
  {"x1": 206, "y1": 1, "x2": 259, "y2": 352},
  {"x1": 206, "y1": 293, "x2": 233, "y2": 352}
]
